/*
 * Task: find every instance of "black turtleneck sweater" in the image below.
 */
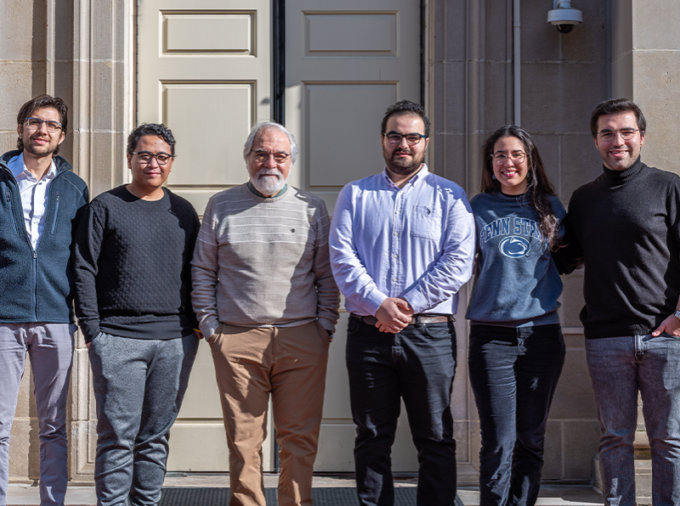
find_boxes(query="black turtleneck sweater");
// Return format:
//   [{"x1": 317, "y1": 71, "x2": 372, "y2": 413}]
[{"x1": 555, "y1": 158, "x2": 680, "y2": 339}]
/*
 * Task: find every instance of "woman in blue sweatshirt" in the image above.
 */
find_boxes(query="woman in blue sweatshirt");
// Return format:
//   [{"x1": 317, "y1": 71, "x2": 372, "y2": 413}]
[{"x1": 466, "y1": 126, "x2": 566, "y2": 506}]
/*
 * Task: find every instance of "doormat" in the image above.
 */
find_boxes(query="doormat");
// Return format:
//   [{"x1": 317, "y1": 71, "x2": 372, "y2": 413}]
[{"x1": 159, "y1": 487, "x2": 466, "y2": 506}]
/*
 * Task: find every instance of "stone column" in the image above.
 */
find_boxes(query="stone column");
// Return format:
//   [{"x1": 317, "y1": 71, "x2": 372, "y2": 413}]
[
  {"x1": 610, "y1": 1, "x2": 680, "y2": 502},
  {"x1": 612, "y1": 0, "x2": 680, "y2": 175},
  {"x1": 0, "y1": 0, "x2": 130, "y2": 485},
  {"x1": 69, "y1": 0, "x2": 132, "y2": 483},
  {"x1": 430, "y1": 0, "x2": 506, "y2": 485},
  {"x1": 1, "y1": 0, "x2": 60, "y2": 486}
]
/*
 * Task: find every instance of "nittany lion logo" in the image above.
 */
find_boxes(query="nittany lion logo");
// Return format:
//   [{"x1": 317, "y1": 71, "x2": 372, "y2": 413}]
[{"x1": 498, "y1": 236, "x2": 530, "y2": 258}]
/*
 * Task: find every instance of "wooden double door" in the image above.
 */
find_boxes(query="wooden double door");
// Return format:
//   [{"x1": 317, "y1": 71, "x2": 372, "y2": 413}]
[{"x1": 136, "y1": 0, "x2": 421, "y2": 472}]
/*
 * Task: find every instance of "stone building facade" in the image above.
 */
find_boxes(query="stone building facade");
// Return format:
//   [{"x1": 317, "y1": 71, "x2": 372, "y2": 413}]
[{"x1": 1, "y1": 0, "x2": 678, "y2": 493}]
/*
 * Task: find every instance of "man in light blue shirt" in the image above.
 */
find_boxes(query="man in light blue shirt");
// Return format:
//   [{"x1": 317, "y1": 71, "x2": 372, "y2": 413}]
[{"x1": 330, "y1": 100, "x2": 475, "y2": 506}]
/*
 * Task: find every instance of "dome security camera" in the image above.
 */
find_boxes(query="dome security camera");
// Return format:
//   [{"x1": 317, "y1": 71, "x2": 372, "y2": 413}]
[{"x1": 547, "y1": 0, "x2": 583, "y2": 33}]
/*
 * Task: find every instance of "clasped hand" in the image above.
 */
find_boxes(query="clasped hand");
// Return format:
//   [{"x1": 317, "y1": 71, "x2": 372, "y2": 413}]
[{"x1": 375, "y1": 297, "x2": 414, "y2": 333}]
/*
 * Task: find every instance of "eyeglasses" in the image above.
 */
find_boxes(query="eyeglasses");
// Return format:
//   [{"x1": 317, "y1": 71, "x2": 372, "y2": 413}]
[
  {"x1": 383, "y1": 132, "x2": 427, "y2": 145},
  {"x1": 492, "y1": 152, "x2": 526, "y2": 164},
  {"x1": 25, "y1": 117, "x2": 62, "y2": 132},
  {"x1": 132, "y1": 151, "x2": 174, "y2": 165},
  {"x1": 250, "y1": 150, "x2": 290, "y2": 163},
  {"x1": 598, "y1": 129, "x2": 639, "y2": 142}
]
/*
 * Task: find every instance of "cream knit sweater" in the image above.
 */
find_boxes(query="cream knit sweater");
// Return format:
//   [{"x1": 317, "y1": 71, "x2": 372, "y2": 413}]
[{"x1": 191, "y1": 183, "x2": 339, "y2": 338}]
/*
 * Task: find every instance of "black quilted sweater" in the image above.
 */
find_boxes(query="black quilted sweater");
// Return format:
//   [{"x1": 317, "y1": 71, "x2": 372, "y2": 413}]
[{"x1": 73, "y1": 185, "x2": 200, "y2": 343}]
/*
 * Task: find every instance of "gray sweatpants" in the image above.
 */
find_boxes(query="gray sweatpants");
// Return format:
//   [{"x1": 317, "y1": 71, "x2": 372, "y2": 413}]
[
  {"x1": 88, "y1": 332, "x2": 198, "y2": 506},
  {"x1": 0, "y1": 322, "x2": 76, "y2": 506}
]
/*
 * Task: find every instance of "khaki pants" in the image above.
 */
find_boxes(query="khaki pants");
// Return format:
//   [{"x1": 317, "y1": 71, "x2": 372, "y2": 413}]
[{"x1": 209, "y1": 321, "x2": 331, "y2": 506}]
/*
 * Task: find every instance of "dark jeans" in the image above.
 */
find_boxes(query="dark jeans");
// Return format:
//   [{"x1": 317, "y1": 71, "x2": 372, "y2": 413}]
[
  {"x1": 468, "y1": 324, "x2": 565, "y2": 506},
  {"x1": 586, "y1": 334, "x2": 680, "y2": 506},
  {"x1": 346, "y1": 317, "x2": 457, "y2": 506}
]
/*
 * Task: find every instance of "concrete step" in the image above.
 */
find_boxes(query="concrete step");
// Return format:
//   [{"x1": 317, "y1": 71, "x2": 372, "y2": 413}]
[{"x1": 6, "y1": 476, "x2": 606, "y2": 505}]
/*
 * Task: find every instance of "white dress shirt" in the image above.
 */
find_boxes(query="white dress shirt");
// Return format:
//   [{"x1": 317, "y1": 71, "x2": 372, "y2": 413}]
[
  {"x1": 329, "y1": 165, "x2": 476, "y2": 316},
  {"x1": 8, "y1": 152, "x2": 58, "y2": 249}
]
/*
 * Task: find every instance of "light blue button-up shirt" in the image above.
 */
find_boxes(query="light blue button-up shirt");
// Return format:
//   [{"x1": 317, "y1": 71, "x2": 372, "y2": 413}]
[{"x1": 329, "y1": 165, "x2": 476, "y2": 316}]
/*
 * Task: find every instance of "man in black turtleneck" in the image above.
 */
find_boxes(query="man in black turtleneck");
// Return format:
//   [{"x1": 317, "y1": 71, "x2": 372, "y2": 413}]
[{"x1": 556, "y1": 98, "x2": 680, "y2": 506}]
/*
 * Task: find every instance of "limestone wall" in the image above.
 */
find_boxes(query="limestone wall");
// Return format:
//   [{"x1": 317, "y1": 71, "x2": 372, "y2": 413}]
[
  {"x1": 3, "y1": 0, "x2": 130, "y2": 485},
  {"x1": 4, "y1": 0, "x2": 678, "y2": 487},
  {"x1": 430, "y1": 0, "x2": 607, "y2": 482}
]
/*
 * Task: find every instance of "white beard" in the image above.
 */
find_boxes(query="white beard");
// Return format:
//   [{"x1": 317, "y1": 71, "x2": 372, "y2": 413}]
[{"x1": 251, "y1": 169, "x2": 287, "y2": 196}]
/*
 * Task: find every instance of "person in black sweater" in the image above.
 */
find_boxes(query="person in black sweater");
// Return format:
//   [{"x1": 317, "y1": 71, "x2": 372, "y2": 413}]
[
  {"x1": 74, "y1": 124, "x2": 200, "y2": 506},
  {"x1": 555, "y1": 99, "x2": 680, "y2": 506}
]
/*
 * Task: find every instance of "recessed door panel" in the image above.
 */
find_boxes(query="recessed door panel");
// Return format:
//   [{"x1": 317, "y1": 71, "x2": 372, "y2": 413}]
[
  {"x1": 162, "y1": 11, "x2": 255, "y2": 54},
  {"x1": 305, "y1": 82, "x2": 397, "y2": 186}
]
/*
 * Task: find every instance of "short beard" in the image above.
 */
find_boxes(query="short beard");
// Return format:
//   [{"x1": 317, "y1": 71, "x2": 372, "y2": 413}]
[
  {"x1": 251, "y1": 168, "x2": 287, "y2": 196},
  {"x1": 24, "y1": 143, "x2": 56, "y2": 158},
  {"x1": 383, "y1": 146, "x2": 425, "y2": 176},
  {"x1": 23, "y1": 134, "x2": 59, "y2": 159}
]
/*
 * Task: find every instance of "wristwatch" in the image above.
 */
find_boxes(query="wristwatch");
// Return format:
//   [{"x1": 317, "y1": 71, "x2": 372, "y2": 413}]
[{"x1": 674, "y1": 310, "x2": 680, "y2": 321}]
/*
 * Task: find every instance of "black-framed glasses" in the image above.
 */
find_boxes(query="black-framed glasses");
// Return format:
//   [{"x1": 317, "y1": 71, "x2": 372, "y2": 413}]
[
  {"x1": 598, "y1": 129, "x2": 639, "y2": 142},
  {"x1": 383, "y1": 132, "x2": 427, "y2": 145},
  {"x1": 250, "y1": 150, "x2": 290, "y2": 163},
  {"x1": 25, "y1": 117, "x2": 62, "y2": 132},
  {"x1": 132, "y1": 151, "x2": 174, "y2": 165},
  {"x1": 492, "y1": 152, "x2": 526, "y2": 164}
]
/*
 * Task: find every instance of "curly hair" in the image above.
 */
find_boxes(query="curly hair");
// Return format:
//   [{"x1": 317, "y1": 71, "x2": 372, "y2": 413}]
[{"x1": 127, "y1": 123, "x2": 177, "y2": 156}]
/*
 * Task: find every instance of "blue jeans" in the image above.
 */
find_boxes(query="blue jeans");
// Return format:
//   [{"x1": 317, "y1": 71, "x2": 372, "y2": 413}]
[
  {"x1": 88, "y1": 332, "x2": 198, "y2": 506},
  {"x1": 586, "y1": 334, "x2": 680, "y2": 506},
  {"x1": 468, "y1": 324, "x2": 565, "y2": 506},
  {"x1": 346, "y1": 317, "x2": 457, "y2": 506}
]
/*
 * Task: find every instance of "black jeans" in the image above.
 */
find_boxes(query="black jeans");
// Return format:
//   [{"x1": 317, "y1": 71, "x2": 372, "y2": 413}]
[
  {"x1": 346, "y1": 316, "x2": 458, "y2": 506},
  {"x1": 468, "y1": 324, "x2": 565, "y2": 506}
]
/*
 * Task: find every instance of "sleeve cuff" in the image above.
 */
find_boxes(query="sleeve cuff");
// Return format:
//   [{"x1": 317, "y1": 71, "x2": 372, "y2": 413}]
[
  {"x1": 81, "y1": 320, "x2": 101, "y2": 344},
  {"x1": 362, "y1": 289, "x2": 387, "y2": 317},
  {"x1": 199, "y1": 318, "x2": 220, "y2": 340},
  {"x1": 402, "y1": 290, "x2": 428, "y2": 315},
  {"x1": 318, "y1": 318, "x2": 336, "y2": 334}
]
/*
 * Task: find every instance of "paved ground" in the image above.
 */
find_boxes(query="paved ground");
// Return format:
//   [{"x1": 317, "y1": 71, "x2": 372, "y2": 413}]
[{"x1": 7, "y1": 475, "x2": 605, "y2": 505}]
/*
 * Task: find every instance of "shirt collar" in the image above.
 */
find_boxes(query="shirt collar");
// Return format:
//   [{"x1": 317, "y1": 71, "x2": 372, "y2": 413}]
[
  {"x1": 9, "y1": 152, "x2": 57, "y2": 182},
  {"x1": 381, "y1": 164, "x2": 429, "y2": 190},
  {"x1": 247, "y1": 180, "x2": 288, "y2": 199}
]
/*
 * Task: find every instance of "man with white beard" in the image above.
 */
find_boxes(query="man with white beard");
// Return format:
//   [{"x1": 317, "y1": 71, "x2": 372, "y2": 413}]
[{"x1": 191, "y1": 122, "x2": 339, "y2": 506}]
